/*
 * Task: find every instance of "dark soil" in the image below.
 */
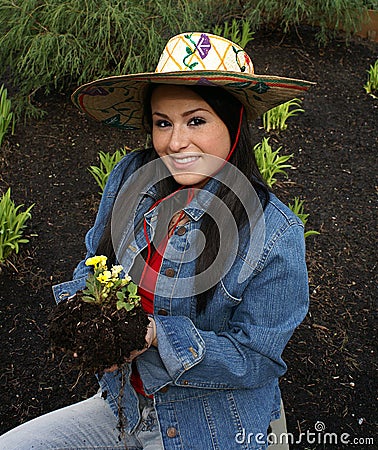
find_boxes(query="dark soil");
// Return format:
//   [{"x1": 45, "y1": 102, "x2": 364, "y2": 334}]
[
  {"x1": 0, "y1": 28, "x2": 377, "y2": 448},
  {"x1": 48, "y1": 295, "x2": 149, "y2": 372}
]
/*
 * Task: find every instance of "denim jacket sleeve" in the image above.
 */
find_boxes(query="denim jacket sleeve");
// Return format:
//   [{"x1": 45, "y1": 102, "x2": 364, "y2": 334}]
[
  {"x1": 52, "y1": 151, "x2": 142, "y2": 304},
  {"x1": 138, "y1": 220, "x2": 309, "y2": 394}
]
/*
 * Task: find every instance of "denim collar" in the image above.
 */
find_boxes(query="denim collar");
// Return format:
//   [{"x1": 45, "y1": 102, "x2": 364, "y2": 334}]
[{"x1": 142, "y1": 177, "x2": 221, "y2": 222}]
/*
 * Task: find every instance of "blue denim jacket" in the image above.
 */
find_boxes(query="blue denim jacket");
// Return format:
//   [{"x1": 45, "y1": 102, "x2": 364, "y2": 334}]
[{"x1": 52, "y1": 150, "x2": 309, "y2": 449}]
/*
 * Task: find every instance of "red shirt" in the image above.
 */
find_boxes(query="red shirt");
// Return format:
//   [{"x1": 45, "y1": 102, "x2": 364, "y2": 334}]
[
  {"x1": 130, "y1": 205, "x2": 189, "y2": 397},
  {"x1": 130, "y1": 237, "x2": 168, "y2": 397}
]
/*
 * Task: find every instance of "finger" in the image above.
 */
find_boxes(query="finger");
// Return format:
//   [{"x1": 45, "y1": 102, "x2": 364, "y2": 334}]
[
  {"x1": 146, "y1": 317, "x2": 157, "y2": 347},
  {"x1": 125, "y1": 348, "x2": 147, "y2": 363}
]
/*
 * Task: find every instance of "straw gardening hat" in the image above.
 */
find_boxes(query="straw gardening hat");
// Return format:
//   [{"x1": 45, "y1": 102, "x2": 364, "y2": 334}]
[{"x1": 72, "y1": 32, "x2": 313, "y2": 131}]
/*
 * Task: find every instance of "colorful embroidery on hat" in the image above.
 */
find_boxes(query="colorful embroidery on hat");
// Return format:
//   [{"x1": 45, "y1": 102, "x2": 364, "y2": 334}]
[
  {"x1": 197, "y1": 34, "x2": 211, "y2": 59},
  {"x1": 103, "y1": 114, "x2": 139, "y2": 130},
  {"x1": 196, "y1": 77, "x2": 217, "y2": 86},
  {"x1": 252, "y1": 82, "x2": 269, "y2": 94},
  {"x1": 226, "y1": 81, "x2": 253, "y2": 89},
  {"x1": 81, "y1": 86, "x2": 109, "y2": 96},
  {"x1": 183, "y1": 33, "x2": 211, "y2": 70},
  {"x1": 232, "y1": 46, "x2": 247, "y2": 72}
]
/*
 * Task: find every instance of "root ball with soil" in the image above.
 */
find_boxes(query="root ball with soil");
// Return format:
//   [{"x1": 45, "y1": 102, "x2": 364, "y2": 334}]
[{"x1": 47, "y1": 255, "x2": 149, "y2": 372}]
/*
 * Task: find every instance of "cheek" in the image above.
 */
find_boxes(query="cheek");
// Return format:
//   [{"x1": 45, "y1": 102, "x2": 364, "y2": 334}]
[
  {"x1": 205, "y1": 126, "x2": 231, "y2": 158},
  {"x1": 151, "y1": 131, "x2": 165, "y2": 155}
]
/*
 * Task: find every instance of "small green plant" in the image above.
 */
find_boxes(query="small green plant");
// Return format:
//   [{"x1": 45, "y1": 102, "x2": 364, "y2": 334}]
[
  {"x1": 213, "y1": 18, "x2": 255, "y2": 48},
  {"x1": 88, "y1": 147, "x2": 129, "y2": 194},
  {"x1": 364, "y1": 60, "x2": 378, "y2": 99},
  {"x1": 288, "y1": 197, "x2": 320, "y2": 238},
  {"x1": 0, "y1": 84, "x2": 14, "y2": 147},
  {"x1": 83, "y1": 255, "x2": 141, "y2": 312},
  {"x1": 262, "y1": 98, "x2": 304, "y2": 132},
  {"x1": 254, "y1": 137, "x2": 294, "y2": 187},
  {"x1": 0, "y1": 188, "x2": 34, "y2": 265}
]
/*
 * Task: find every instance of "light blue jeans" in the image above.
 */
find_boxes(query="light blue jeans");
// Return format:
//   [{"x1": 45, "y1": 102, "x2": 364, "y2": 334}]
[{"x1": 0, "y1": 392, "x2": 163, "y2": 450}]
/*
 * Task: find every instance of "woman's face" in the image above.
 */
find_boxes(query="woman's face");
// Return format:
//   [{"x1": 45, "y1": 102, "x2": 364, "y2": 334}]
[{"x1": 150, "y1": 85, "x2": 231, "y2": 187}]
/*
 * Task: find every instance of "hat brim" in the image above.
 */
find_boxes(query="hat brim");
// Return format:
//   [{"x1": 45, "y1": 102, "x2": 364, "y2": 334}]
[{"x1": 72, "y1": 71, "x2": 314, "y2": 131}]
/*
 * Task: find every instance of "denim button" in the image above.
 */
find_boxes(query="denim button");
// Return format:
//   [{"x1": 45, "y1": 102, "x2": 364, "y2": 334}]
[
  {"x1": 157, "y1": 309, "x2": 168, "y2": 316},
  {"x1": 176, "y1": 226, "x2": 186, "y2": 236},
  {"x1": 165, "y1": 268, "x2": 175, "y2": 277},
  {"x1": 167, "y1": 427, "x2": 177, "y2": 438}
]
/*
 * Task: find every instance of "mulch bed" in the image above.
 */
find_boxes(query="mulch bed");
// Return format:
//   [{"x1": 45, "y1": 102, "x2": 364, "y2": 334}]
[{"x1": 0, "y1": 27, "x2": 376, "y2": 448}]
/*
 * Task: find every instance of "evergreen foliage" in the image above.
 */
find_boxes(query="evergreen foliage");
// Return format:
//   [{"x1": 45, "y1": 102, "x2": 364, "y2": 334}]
[
  {"x1": 242, "y1": 0, "x2": 373, "y2": 45},
  {"x1": 0, "y1": 0, "x2": 235, "y2": 117}
]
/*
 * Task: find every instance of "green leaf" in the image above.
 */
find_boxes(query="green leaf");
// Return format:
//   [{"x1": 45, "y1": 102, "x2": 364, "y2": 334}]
[
  {"x1": 82, "y1": 295, "x2": 96, "y2": 303},
  {"x1": 127, "y1": 282, "x2": 138, "y2": 296},
  {"x1": 116, "y1": 299, "x2": 135, "y2": 311},
  {"x1": 304, "y1": 230, "x2": 320, "y2": 238},
  {"x1": 116, "y1": 291, "x2": 125, "y2": 301},
  {"x1": 116, "y1": 299, "x2": 126, "y2": 310},
  {"x1": 124, "y1": 302, "x2": 135, "y2": 311}
]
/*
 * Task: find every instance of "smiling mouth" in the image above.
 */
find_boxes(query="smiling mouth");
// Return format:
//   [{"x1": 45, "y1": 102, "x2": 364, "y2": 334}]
[
  {"x1": 168, "y1": 154, "x2": 202, "y2": 170},
  {"x1": 171, "y1": 155, "x2": 200, "y2": 164}
]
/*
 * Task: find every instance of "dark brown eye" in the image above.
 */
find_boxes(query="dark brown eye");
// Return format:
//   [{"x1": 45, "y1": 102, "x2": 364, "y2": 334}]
[
  {"x1": 189, "y1": 117, "x2": 205, "y2": 126},
  {"x1": 155, "y1": 119, "x2": 171, "y2": 128}
]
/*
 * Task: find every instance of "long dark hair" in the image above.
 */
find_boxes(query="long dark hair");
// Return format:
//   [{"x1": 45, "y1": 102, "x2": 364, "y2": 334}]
[{"x1": 97, "y1": 84, "x2": 269, "y2": 313}]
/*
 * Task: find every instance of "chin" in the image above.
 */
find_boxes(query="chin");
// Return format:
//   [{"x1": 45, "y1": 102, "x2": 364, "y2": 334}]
[{"x1": 173, "y1": 174, "x2": 208, "y2": 188}]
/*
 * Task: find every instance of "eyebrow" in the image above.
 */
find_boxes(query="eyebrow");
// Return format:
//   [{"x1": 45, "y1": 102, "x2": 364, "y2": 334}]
[{"x1": 152, "y1": 108, "x2": 210, "y2": 118}]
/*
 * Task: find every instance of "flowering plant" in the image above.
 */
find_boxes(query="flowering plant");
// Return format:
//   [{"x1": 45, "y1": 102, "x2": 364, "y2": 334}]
[{"x1": 82, "y1": 255, "x2": 141, "y2": 312}]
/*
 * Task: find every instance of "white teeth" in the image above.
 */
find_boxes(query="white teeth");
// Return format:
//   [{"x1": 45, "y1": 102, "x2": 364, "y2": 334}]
[{"x1": 172, "y1": 156, "x2": 198, "y2": 164}]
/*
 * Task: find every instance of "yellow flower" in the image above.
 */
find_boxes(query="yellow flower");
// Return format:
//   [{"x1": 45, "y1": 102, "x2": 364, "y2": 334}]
[
  {"x1": 97, "y1": 270, "x2": 112, "y2": 283},
  {"x1": 86, "y1": 255, "x2": 108, "y2": 268},
  {"x1": 120, "y1": 274, "x2": 132, "y2": 286},
  {"x1": 111, "y1": 265, "x2": 123, "y2": 278}
]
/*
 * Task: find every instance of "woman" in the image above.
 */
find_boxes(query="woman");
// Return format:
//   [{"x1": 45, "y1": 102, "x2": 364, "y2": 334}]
[{"x1": 0, "y1": 32, "x2": 312, "y2": 449}]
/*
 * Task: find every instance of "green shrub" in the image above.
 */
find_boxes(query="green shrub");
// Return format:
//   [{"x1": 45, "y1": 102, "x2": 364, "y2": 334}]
[
  {"x1": 288, "y1": 197, "x2": 320, "y2": 238},
  {"x1": 89, "y1": 147, "x2": 130, "y2": 195},
  {"x1": 0, "y1": 188, "x2": 34, "y2": 265},
  {"x1": 262, "y1": 98, "x2": 304, "y2": 132},
  {"x1": 364, "y1": 60, "x2": 378, "y2": 99},
  {"x1": 0, "y1": 85, "x2": 14, "y2": 147},
  {"x1": 241, "y1": 0, "x2": 372, "y2": 45},
  {"x1": 0, "y1": 0, "x2": 235, "y2": 118},
  {"x1": 254, "y1": 137, "x2": 294, "y2": 187}
]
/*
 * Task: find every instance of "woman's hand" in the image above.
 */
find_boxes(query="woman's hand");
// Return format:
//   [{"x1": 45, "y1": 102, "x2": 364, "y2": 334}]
[
  {"x1": 146, "y1": 316, "x2": 158, "y2": 347},
  {"x1": 104, "y1": 317, "x2": 157, "y2": 371}
]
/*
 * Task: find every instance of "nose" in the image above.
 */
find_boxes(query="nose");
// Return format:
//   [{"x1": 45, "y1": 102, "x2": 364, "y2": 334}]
[{"x1": 168, "y1": 125, "x2": 189, "y2": 153}]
